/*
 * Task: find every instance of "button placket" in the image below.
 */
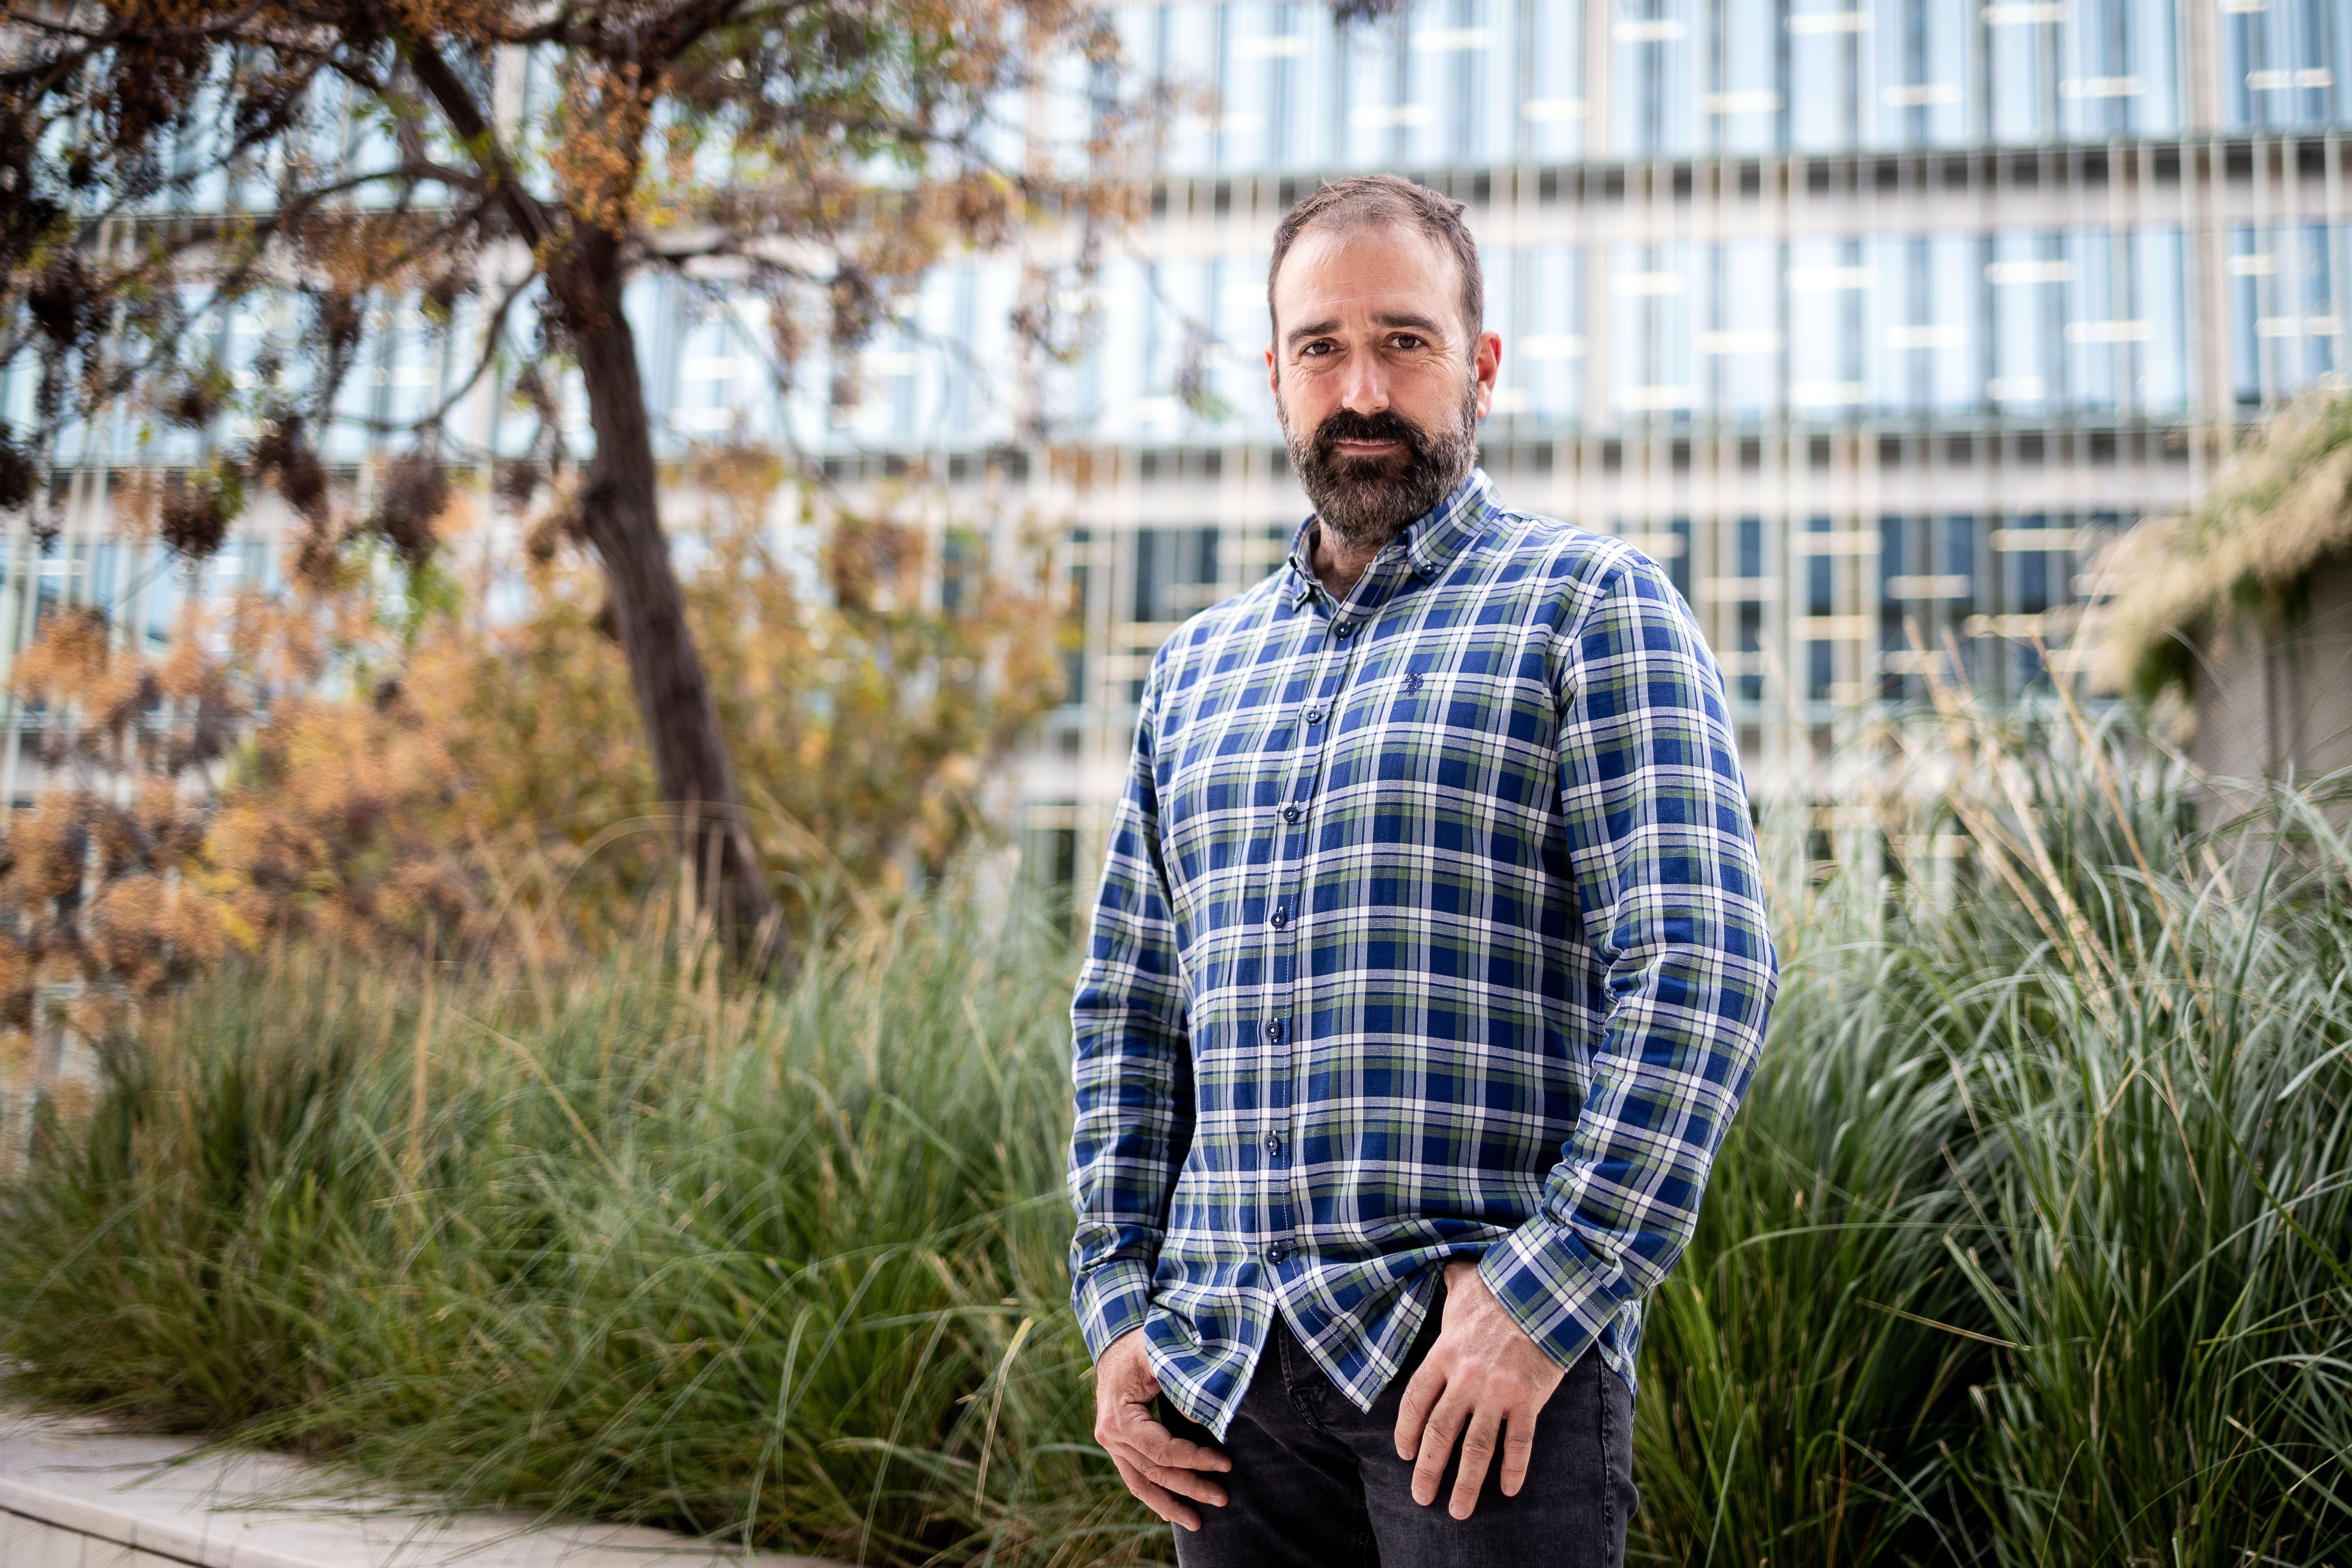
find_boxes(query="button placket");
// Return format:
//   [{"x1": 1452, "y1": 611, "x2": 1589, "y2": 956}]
[
  {"x1": 1266, "y1": 587, "x2": 1381, "y2": 1269},
  {"x1": 1261, "y1": 593, "x2": 1352, "y2": 1269},
  {"x1": 1257, "y1": 605, "x2": 1337, "y2": 1270}
]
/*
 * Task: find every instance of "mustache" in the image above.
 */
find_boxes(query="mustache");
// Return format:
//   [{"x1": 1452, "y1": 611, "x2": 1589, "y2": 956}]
[{"x1": 1312, "y1": 407, "x2": 1432, "y2": 458}]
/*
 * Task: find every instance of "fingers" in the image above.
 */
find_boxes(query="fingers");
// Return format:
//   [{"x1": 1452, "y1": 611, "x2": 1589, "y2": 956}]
[
  {"x1": 1393, "y1": 1358, "x2": 1445, "y2": 1460},
  {"x1": 1409, "y1": 1386, "x2": 1471, "y2": 1507},
  {"x1": 1447, "y1": 1407, "x2": 1501, "y2": 1519},
  {"x1": 1096, "y1": 1399, "x2": 1230, "y2": 1519},
  {"x1": 1127, "y1": 1447, "x2": 1231, "y2": 1509},
  {"x1": 1499, "y1": 1419, "x2": 1535, "y2": 1498},
  {"x1": 1112, "y1": 1452, "x2": 1203, "y2": 1533},
  {"x1": 1110, "y1": 1415, "x2": 1231, "y2": 1508},
  {"x1": 1124, "y1": 1413, "x2": 1233, "y2": 1474}
]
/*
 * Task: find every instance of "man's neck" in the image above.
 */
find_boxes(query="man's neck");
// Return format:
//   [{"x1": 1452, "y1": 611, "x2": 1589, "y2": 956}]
[{"x1": 1309, "y1": 523, "x2": 1387, "y2": 600}]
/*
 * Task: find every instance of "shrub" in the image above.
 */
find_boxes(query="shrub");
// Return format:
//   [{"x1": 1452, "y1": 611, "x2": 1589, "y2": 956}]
[{"x1": 0, "y1": 454, "x2": 1065, "y2": 1057}]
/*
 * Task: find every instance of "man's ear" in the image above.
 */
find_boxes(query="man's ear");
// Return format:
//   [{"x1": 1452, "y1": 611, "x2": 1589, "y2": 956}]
[
  {"x1": 1471, "y1": 329, "x2": 1501, "y2": 420},
  {"x1": 1265, "y1": 343, "x2": 1278, "y2": 398}
]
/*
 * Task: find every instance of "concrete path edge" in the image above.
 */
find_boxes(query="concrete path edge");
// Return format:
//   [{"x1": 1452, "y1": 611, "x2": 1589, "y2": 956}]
[{"x1": 0, "y1": 1409, "x2": 840, "y2": 1568}]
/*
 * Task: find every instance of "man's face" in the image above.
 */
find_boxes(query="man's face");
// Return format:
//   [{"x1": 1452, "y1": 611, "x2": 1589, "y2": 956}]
[{"x1": 1266, "y1": 224, "x2": 1502, "y2": 555}]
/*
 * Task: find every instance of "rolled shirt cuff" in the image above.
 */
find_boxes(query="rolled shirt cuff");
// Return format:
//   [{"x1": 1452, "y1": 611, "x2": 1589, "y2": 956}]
[
  {"x1": 1476, "y1": 1217, "x2": 1629, "y2": 1372},
  {"x1": 1072, "y1": 1256, "x2": 1157, "y2": 1362}
]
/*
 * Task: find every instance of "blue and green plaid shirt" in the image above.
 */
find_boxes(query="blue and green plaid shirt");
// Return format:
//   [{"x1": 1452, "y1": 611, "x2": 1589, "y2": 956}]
[{"x1": 1067, "y1": 468, "x2": 1776, "y2": 1439}]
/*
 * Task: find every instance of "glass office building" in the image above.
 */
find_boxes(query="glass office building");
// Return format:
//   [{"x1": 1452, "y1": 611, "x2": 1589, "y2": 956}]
[
  {"x1": 1021, "y1": 0, "x2": 2352, "y2": 883},
  {"x1": 4, "y1": 0, "x2": 2349, "y2": 879}
]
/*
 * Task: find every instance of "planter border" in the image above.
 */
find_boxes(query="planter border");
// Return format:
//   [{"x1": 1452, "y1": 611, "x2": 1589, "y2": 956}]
[{"x1": 0, "y1": 1411, "x2": 837, "y2": 1568}]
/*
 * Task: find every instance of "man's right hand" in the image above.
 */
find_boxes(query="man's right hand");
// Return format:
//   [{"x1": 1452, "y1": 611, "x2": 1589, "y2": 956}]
[{"x1": 1092, "y1": 1328, "x2": 1232, "y2": 1531}]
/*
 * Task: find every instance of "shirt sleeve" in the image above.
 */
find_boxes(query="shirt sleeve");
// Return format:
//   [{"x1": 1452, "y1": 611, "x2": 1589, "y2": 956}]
[
  {"x1": 1479, "y1": 553, "x2": 1779, "y2": 1371},
  {"x1": 1066, "y1": 652, "x2": 1194, "y2": 1361}
]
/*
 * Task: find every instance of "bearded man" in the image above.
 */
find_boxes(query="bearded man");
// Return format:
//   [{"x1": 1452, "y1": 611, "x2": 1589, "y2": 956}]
[{"x1": 1065, "y1": 174, "x2": 1778, "y2": 1567}]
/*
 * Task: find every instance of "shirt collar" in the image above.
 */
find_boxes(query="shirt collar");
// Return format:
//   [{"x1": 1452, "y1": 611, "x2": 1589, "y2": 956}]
[{"x1": 1284, "y1": 467, "x2": 1496, "y2": 609}]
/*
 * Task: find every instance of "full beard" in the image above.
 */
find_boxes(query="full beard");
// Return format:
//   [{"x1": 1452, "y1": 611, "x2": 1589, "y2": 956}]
[{"x1": 1281, "y1": 375, "x2": 1482, "y2": 557}]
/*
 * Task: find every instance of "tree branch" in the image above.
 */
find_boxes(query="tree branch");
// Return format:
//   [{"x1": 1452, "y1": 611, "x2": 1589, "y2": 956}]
[
  {"x1": 0, "y1": 0, "x2": 270, "y2": 46},
  {"x1": 396, "y1": 32, "x2": 556, "y2": 254},
  {"x1": 487, "y1": 4, "x2": 582, "y2": 48},
  {"x1": 647, "y1": 0, "x2": 757, "y2": 63}
]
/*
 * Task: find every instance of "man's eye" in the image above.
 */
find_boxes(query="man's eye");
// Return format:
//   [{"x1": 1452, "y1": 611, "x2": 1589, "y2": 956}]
[
  {"x1": 1301, "y1": 341, "x2": 1335, "y2": 356},
  {"x1": 1389, "y1": 334, "x2": 1424, "y2": 350}
]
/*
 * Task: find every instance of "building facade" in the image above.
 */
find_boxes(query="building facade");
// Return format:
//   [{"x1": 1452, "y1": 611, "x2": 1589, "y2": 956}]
[
  {"x1": 1023, "y1": 0, "x2": 2352, "y2": 885},
  {"x1": 4, "y1": 0, "x2": 2350, "y2": 886}
]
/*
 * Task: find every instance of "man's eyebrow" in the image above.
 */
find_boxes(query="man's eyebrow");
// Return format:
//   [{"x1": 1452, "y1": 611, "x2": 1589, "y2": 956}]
[
  {"x1": 1283, "y1": 317, "x2": 1340, "y2": 348},
  {"x1": 1373, "y1": 310, "x2": 1448, "y2": 338}
]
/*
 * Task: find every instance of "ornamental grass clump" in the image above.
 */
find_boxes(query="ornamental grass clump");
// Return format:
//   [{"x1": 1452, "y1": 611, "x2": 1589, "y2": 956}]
[
  {"x1": 0, "y1": 884, "x2": 1153, "y2": 1566},
  {"x1": 1630, "y1": 683, "x2": 2352, "y2": 1566},
  {"x1": 3, "y1": 706, "x2": 2350, "y2": 1566}
]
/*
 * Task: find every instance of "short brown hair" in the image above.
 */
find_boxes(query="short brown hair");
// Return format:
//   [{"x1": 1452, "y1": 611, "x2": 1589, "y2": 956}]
[{"x1": 1266, "y1": 174, "x2": 1484, "y2": 346}]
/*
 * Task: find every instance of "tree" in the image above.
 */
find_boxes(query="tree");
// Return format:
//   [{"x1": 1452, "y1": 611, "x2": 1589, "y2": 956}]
[{"x1": 0, "y1": 0, "x2": 1138, "y2": 964}]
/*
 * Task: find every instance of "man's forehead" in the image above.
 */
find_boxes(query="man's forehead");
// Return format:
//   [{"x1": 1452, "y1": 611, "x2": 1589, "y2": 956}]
[
  {"x1": 1273, "y1": 225, "x2": 1460, "y2": 326},
  {"x1": 1275, "y1": 224, "x2": 1454, "y2": 297},
  {"x1": 1280, "y1": 277, "x2": 1440, "y2": 311}
]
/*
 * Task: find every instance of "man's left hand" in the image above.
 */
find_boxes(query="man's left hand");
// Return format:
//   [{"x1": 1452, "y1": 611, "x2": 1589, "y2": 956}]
[{"x1": 1392, "y1": 1257, "x2": 1568, "y2": 1519}]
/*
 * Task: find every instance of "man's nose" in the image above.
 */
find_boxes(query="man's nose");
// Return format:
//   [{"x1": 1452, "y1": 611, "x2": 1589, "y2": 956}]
[{"x1": 1335, "y1": 352, "x2": 1391, "y2": 416}]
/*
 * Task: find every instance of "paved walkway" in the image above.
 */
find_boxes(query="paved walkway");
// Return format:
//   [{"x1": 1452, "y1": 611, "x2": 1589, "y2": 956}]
[{"x1": 0, "y1": 1408, "x2": 838, "y2": 1568}]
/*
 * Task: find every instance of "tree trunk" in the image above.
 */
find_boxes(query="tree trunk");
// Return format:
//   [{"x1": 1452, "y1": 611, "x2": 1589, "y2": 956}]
[{"x1": 557, "y1": 230, "x2": 780, "y2": 967}]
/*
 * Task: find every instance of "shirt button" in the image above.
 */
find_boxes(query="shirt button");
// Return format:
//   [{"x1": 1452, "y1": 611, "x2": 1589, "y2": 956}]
[
  {"x1": 1269, "y1": 909, "x2": 1287, "y2": 929},
  {"x1": 1282, "y1": 805, "x2": 1302, "y2": 823},
  {"x1": 1263, "y1": 1132, "x2": 1282, "y2": 1155},
  {"x1": 1265, "y1": 1019, "x2": 1284, "y2": 1041},
  {"x1": 1335, "y1": 621, "x2": 1356, "y2": 638},
  {"x1": 1303, "y1": 707, "x2": 1324, "y2": 724},
  {"x1": 1417, "y1": 563, "x2": 1437, "y2": 578},
  {"x1": 1263, "y1": 1243, "x2": 1286, "y2": 1263}
]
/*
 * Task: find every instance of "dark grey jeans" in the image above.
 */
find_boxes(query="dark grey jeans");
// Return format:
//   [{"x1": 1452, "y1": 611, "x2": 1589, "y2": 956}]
[{"x1": 1159, "y1": 1294, "x2": 1636, "y2": 1568}]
